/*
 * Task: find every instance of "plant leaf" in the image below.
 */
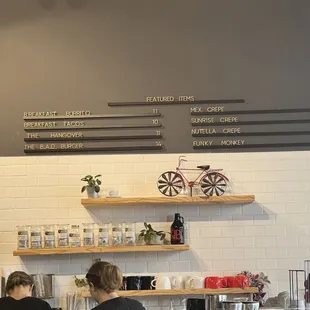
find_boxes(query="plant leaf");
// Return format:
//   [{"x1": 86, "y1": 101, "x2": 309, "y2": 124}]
[
  {"x1": 95, "y1": 185, "x2": 100, "y2": 193},
  {"x1": 144, "y1": 222, "x2": 148, "y2": 229},
  {"x1": 95, "y1": 174, "x2": 102, "y2": 178},
  {"x1": 81, "y1": 186, "x2": 86, "y2": 193},
  {"x1": 96, "y1": 180, "x2": 102, "y2": 185}
]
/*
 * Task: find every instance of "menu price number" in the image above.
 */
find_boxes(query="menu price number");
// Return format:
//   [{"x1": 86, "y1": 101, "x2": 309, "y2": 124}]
[{"x1": 152, "y1": 109, "x2": 160, "y2": 125}]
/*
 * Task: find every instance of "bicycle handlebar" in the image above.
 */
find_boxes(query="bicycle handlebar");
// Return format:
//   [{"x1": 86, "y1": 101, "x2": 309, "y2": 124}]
[{"x1": 178, "y1": 156, "x2": 187, "y2": 167}]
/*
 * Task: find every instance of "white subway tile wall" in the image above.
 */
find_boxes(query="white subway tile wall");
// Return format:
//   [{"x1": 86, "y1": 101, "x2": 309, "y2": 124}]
[{"x1": 0, "y1": 151, "x2": 309, "y2": 309}]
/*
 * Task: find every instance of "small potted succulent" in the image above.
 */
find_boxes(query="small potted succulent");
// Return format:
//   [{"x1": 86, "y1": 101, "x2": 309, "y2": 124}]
[
  {"x1": 81, "y1": 174, "x2": 101, "y2": 198},
  {"x1": 138, "y1": 222, "x2": 170, "y2": 245}
]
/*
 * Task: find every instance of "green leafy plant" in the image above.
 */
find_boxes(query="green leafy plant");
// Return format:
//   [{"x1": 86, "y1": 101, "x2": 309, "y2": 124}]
[
  {"x1": 74, "y1": 276, "x2": 88, "y2": 288},
  {"x1": 138, "y1": 222, "x2": 170, "y2": 244},
  {"x1": 81, "y1": 174, "x2": 102, "y2": 193},
  {"x1": 74, "y1": 258, "x2": 102, "y2": 288}
]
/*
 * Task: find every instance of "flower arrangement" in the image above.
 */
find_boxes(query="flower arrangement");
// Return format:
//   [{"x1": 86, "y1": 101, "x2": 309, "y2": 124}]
[{"x1": 238, "y1": 271, "x2": 270, "y2": 305}]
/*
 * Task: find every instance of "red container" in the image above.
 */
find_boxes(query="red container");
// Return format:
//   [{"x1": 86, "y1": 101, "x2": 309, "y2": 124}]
[
  {"x1": 205, "y1": 276, "x2": 227, "y2": 289},
  {"x1": 224, "y1": 276, "x2": 234, "y2": 288},
  {"x1": 232, "y1": 275, "x2": 250, "y2": 288}
]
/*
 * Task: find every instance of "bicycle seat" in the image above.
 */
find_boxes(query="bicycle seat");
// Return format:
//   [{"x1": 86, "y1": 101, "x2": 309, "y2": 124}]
[{"x1": 197, "y1": 165, "x2": 210, "y2": 170}]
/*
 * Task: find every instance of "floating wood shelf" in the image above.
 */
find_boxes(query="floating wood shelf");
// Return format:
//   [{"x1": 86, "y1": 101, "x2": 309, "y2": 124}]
[
  {"x1": 81, "y1": 195, "x2": 255, "y2": 207},
  {"x1": 13, "y1": 245, "x2": 189, "y2": 256},
  {"x1": 81, "y1": 287, "x2": 258, "y2": 298}
]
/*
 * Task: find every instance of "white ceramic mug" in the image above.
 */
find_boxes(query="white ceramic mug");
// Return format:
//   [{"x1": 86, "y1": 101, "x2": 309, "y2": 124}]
[
  {"x1": 151, "y1": 275, "x2": 171, "y2": 290},
  {"x1": 188, "y1": 276, "x2": 205, "y2": 289},
  {"x1": 171, "y1": 276, "x2": 184, "y2": 289},
  {"x1": 184, "y1": 276, "x2": 193, "y2": 289}
]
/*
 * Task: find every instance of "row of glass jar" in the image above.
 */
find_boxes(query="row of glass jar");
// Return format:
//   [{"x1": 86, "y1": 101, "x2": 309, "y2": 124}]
[{"x1": 17, "y1": 223, "x2": 136, "y2": 249}]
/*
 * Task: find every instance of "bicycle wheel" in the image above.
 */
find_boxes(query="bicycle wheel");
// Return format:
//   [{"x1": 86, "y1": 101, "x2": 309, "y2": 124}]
[
  {"x1": 157, "y1": 171, "x2": 184, "y2": 197},
  {"x1": 200, "y1": 172, "x2": 227, "y2": 196}
]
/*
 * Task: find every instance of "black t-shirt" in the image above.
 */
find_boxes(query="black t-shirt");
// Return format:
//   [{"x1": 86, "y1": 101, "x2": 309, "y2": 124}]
[
  {"x1": 0, "y1": 296, "x2": 52, "y2": 310},
  {"x1": 93, "y1": 297, "x2": 145, "y2": 310}
]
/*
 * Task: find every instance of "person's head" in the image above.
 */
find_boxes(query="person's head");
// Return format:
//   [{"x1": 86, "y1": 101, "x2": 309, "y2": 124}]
[
  {"x1": 6, "y1": 271, "x2": 33, "y2": 297},
  {"x1": 86, "y1": 261, "x2": 122, "y2": 301}
]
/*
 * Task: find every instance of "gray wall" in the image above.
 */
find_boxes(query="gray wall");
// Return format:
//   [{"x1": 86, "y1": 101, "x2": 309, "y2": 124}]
[{"x1": 1, "y1": 0, "x2": 310, "y2": 156}]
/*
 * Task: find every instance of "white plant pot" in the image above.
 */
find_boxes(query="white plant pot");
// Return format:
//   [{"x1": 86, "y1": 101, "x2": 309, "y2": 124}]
[
  {"x1": 146, "y1": 235, "x2": 164, "y2": 245},
  {"x1": 86, "y1": 187, "x2": 100, "y2": 199}
]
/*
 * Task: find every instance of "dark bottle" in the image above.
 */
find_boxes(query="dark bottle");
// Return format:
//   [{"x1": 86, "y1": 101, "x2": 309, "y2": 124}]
[{"x1": 171, "y1": 213, "x2": 184, "y2": 244}]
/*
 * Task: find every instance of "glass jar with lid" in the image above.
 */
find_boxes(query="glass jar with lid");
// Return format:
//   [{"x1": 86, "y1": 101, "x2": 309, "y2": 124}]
[
  {"x1": 44, "y1": 224, "x2": 56, "y2": 248},
  {"x1": 83, "y1": 223, "x2": 95, "y2": 247},
  {"x1": 57, "y1": 224, "x2": 69, "y2": 247},
  {"x1": 16, "y1": 225, "x2": 29, "y2": 249},
  {"x1": 98, "y1": 223, "x2": 110, "y2": 247},
  {"x1": 123, "y1": 222, "x2": 136, "y2": 246},
  {"x1": 111, "y1": 223, "x2": 122, "y2": 246},
  {"x1": 30, "y1": 225, "x2": 42, "y2": 249},
  {"x1": 69, "y1": 225, "x2": 81, "y2": 248}
]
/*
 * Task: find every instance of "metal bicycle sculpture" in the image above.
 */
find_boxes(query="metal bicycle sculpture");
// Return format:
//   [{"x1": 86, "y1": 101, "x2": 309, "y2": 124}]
[{"x1": 157, "y1": 156, "x2": 229, "y2": 197}]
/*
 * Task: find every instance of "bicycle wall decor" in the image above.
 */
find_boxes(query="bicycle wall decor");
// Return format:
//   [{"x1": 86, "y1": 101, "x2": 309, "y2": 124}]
[{"x1": 157, "y1": 156, "x2": 229, "y2": 197}]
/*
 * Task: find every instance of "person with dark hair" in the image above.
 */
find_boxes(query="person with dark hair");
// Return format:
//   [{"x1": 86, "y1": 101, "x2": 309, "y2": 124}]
[
  {"x1": 86, "y1": 261, "x2": 145, "y2": 310},
  {"x1": 0, "y1": 271, "x2": 51, "y2": 310}
]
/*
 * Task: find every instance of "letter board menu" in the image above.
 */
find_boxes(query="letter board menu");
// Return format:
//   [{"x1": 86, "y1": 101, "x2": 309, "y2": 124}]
[{"x1": 21, "y1": 96, "x2": 310, "y2": 155}]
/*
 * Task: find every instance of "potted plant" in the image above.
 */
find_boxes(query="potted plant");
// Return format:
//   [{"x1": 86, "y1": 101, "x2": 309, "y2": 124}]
[
  {"x1": 74, "y1": 259, "x2": 101, "y2": 288},
  {"x1": 74, "y1": 276, "x2": 88, "y2": 288},
  {"x1": 138, "y1": 222, "x2": 170, "y2": 245},
  {"x1": 238, "y1": 271, "x2": 270, "y2": 305},
  {"x1": 81, "y1": 174, "x2": 101, "y2": 198}
]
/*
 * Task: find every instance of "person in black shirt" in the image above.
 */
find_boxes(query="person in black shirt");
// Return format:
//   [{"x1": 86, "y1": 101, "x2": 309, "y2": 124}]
[
  {"x1": 86, "y1": 261, "x2": 145, "y2": 310},
  {"x1": 0, "y1": 271, "x2": 51, "y2": 310}
]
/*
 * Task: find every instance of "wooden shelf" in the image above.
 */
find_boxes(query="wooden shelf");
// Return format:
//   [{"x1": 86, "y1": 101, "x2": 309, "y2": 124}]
[
  {"x1": 13, "y1": 245, "x2": 189, "y2": 256},
  {"x1": 81, "y1": 287, "x2": 258, "y2": 298},
  {"x1": 81, "y1": 195, "x2": 255, "y2": 207}
]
